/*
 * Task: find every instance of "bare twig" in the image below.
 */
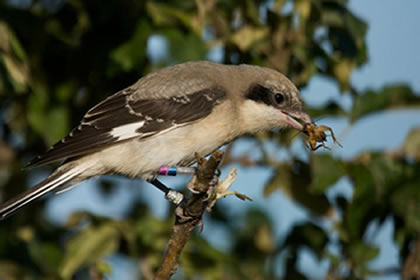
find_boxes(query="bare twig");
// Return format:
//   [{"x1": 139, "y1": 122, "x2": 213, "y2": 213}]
[{"x1": 154, "y1": 151, "x2": 225, "y2": 280}]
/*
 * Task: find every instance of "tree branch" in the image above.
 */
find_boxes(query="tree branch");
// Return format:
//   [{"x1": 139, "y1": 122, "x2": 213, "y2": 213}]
[{"x1": 154, "y1": 151, "x2": 225, "y2": 280}]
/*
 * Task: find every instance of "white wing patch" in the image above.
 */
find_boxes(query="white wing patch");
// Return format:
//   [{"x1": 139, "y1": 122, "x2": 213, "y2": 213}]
[{"x1": 109, "y1": 121, "x2": 145, "y2": 140}]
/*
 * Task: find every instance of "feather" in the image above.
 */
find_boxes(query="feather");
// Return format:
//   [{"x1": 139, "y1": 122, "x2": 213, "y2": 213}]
[
  {"x1": 0, "y1": 164, "x2": 84, "y2": 220},
  {"x1": 26, "y1": 86, "x2": 226, "y2": 168}
]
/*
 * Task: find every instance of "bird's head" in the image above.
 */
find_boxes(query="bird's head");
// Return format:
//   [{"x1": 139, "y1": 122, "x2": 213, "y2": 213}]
[{"x1": 238, "y1": 64, "x2": 312, "y2": 133}]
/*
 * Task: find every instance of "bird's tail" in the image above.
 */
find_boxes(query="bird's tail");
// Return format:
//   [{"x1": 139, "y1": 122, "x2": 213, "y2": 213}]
[{"x1": 0, "y1": 164, "x2": 85, "y2": 220}]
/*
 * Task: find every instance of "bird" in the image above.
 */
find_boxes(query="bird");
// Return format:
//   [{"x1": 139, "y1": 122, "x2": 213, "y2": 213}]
[{"x1": 0, "y1": 61, "x2": 312, "y2": 220}]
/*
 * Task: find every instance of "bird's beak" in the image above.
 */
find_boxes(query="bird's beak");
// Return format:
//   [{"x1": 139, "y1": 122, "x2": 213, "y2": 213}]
[{"x1": 281, "y1": 109, "x2": 313, "y2": 131}]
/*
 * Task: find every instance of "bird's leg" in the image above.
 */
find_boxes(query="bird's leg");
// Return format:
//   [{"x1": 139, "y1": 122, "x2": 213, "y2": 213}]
[
  {"x1": 149, "y1": 178, "x2": 184, "y2": 205},
  {"x1": 158, "y1": 163, "x2": 220, "y2": 199},
  {"x1": 158, "y1": 166, "x2": 196, "y2": 176},
  {"x1": 152, "y1": 165, "x2": 195, "y2": 205}
]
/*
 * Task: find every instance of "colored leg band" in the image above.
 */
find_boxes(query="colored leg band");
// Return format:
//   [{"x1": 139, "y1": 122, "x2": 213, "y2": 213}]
[{"x1": 159, "y1": 166, "x2": 196, "y2": 176}]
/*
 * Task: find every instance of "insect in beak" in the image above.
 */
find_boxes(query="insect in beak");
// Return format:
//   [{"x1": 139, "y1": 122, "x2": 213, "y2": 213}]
[
  {"x1": 303, "y1": 122, "x2": 343, "y2": 151},
  {"x1": 281, "y1": 110, "x2": 342, "y2": 151}
]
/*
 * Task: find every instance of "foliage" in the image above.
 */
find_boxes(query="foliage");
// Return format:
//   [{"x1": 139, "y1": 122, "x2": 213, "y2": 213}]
[{"x1": 0, "y1": 0, "x2": 419, "y2": 279}]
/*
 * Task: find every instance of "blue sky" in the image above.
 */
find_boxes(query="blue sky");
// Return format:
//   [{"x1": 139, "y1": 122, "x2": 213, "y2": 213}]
[{"x1": 42, "y1": 1, "x2": 420, "y2": 279}]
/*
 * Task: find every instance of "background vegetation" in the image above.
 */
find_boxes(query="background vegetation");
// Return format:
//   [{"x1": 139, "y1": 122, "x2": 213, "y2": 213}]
[{"x1": 0, "y1": 0, "x2": 420, "y2": 279}]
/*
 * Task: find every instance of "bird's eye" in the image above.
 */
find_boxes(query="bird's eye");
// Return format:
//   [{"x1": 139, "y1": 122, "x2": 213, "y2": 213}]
[{"x1": 274, "y1": 93, "x2": 284, "y2": 104}]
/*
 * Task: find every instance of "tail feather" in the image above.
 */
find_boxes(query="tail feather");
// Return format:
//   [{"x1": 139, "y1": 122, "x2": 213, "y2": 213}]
[{"x1": 0, "y1": 166, "x2": 83, "y2": 220}]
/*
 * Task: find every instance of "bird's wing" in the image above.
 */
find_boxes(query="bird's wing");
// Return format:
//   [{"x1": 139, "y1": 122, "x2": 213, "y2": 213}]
[{"x1": 26, "y1": 84, "x2": 227, "y2": 168}]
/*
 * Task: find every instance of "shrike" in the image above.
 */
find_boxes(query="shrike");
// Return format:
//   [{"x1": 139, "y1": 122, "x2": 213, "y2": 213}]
[{"x1": 0, "y1": 61, "x2": 312, "y2": 219}]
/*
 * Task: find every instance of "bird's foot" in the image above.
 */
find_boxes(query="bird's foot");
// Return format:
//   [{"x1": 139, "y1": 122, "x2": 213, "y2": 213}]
[
  {"x1": 186, "y1": 167, "x2": 220, "y2": 196},
  {"x1": 205, "y1": 168, "x2": 252, "y2": 211}
]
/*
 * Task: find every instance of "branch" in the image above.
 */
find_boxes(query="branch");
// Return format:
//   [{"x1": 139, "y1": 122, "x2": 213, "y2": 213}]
[
  {"x1": 402, "y1": 239, "x2": 420, "y2": 279},
  {"x1": 154, "y1": 151, "x2": 224, "y2": 280}
]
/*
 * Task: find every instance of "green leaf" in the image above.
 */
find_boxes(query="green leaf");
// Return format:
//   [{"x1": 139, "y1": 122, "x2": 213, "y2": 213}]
[
  {"x1": 29, "y1": 242, "x2": 63, "y2": 274},
  {"x1": 230, "y1": 25, "x2": 269, "y2": 52},
  {"x1": 45, "y1": 106, "x2": 69, "y2": 145},
  {"x1": 349, "y1": 241, "x2": 379, "y2": 266},
  {"x1": 294, "y1": 0, "x2": 312, "y2": 25},
  {"x1": 321, "y1": 2, "x2": 367, "y2": 46},
  {"x1": 284, "y1": 222, "x2": 329, "y2": 259},
  {"x1": 263, "y1": 163, "x2": 291, "y2": 198},
  {"x1": 344, "y1": 161, "x2": 376, "y2": 239},
  {"x1": 109, "y1": 20, "x2": 151, "y2": 73},
  {"x1": 332, "y1": 58, "x2": 356, "y2": 91},
  {"x1": 264, "y1": 160, "x2": 332, "y2": 216},
  {"x1": 310, "y1": 154, "x2": 345, "y2": 193},
  {"x1": 136, "y1": 216, "x2": 171, "y2": 251},
  {"x1": 244, "y1": 0, "x2": 261, "y2": 24},
  {"x1": 27, "y1": 89, "x2": 48, "y2": 136},
  {"x1": 165, "y1": 29, "x2": 208, "y2": 62},
  {"x1": 391, "y1": 182, "x2": 420, "y2": 232},
  {"x1": 44, "y1": 1, "x2": 90, "y2": 46},
  {"x1": 320, "y1": 2, "x2": 368, "y2": 90},
  {"x1": 291, "y1": 45, "x2": 319, "y2": 85},
  {"x1": 351, "y1": 84, "x2": 420, "y2": 122},
  {"x1": 146, "y1": 2, "x2": 196, "y2": 32},
  {"x1": 182, "y1": 237, "x2": 232, "y2": 278},
  {"x1": 27, "y1": 88, "x2": 69, "y2": 146},
  {"x1": 345, "y1": 153, "x2": 411, "y2": 239},
  {"x1": 0, "y1": 22, "x2": 29, "y2": 92},
  {"x1": 0, "y1": 22, "x2": 27, "y2": 61},
  {"x1": 65, "y1": 211, "x2": 94, "y2": 228},
  {"x1": 59, "y1": 223, "x2": 120, "y2": 279},
  {"x1": 254, "y1": 224, "x2": 275, "y2": 253}
]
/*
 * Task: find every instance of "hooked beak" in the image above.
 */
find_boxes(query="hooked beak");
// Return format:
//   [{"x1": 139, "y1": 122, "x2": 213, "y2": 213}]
[{"x1": 281, "y1": 110, "x2": 313, "y2": 131}]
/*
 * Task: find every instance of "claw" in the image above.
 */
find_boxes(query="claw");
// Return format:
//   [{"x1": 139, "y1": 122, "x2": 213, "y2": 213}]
[
  {"x1": 206, "y1": 168, "x2": 252, "y2": 211},
  {"x1": 203, "y1": 172, "x2": 221, "y2": 201}
]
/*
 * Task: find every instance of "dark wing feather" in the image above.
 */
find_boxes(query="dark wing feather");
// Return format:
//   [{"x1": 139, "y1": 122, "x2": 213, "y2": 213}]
[{"x1": 26, "y1": 87, "x2": 226, "y2": 168}]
